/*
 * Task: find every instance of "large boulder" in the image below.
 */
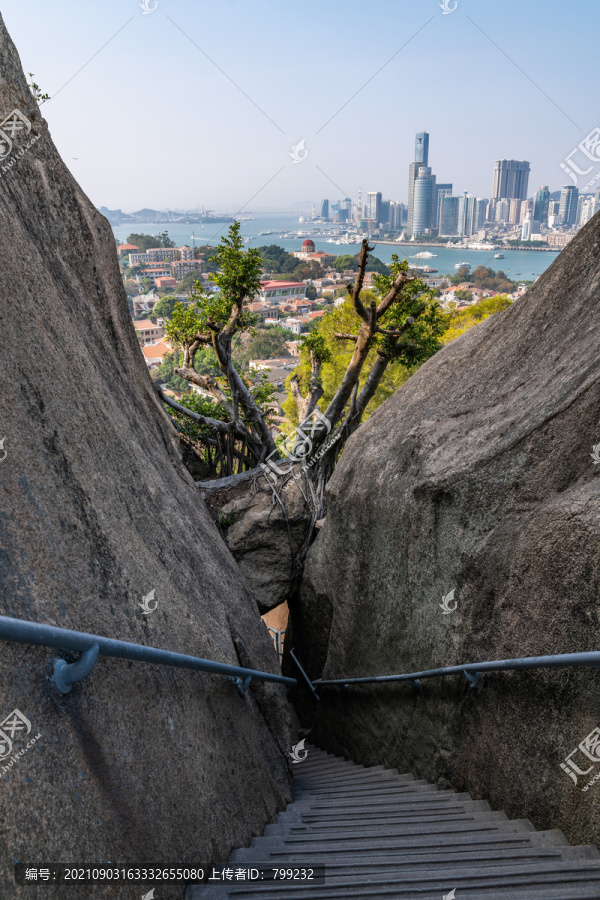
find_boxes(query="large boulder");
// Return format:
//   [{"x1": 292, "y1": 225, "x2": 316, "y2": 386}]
[
  {"x1": 0, "y1": 16, "x2": 291, "y2": 898},
  {"x1": 199, "y1": 468, "x2": 312, "y2": 613},
  {"x1": 294, "y1": 214, "x2": 600, "y2": 846}
]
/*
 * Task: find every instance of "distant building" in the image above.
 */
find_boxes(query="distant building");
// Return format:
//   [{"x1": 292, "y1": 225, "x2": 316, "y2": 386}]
[
  {"x1": 367, "y1": 191, "x2": 382, "y2": 224},
  {"x1": 171, "y1": 259, "x2": 202, "y2": 279},
  {"x1": 134, "y1": 320, "x2": 165, "y2": 346},
  {"x1": 257, "y1": 280, "x2": 307, "y2": 303},
  {"x1": 407, "y1": 131, "x2": 429, "y2": 233},
  {"x1": 533, "y1": 185, "x2": 550, "y2": 224},
  {"x1": 118, "y1": 243, "x2": 139, "y2": 253},
  {"x1": 559, "y1": 185, "x2": 579, "y2": 226},
  {"x1": 435, "y1": 184, "x2": 452, "y2": 230},
  {"x1": 492, "y1": 159, "x2": 530, "y2": 200},
  {"x1": 142, "y1": 339, "x2": 172, "y2": 369},
  {"x1": 320, "y1": 199, "x2": 330, "y2": 220},
  {"x1": 439, "y1": 196, "x2": 460, "y2": 236},
  {"x1": 412, "y1": 167, "x2": 436, "y2": 235}
]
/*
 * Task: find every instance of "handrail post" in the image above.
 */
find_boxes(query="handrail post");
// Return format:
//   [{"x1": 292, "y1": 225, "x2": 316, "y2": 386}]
[
  {"x1": 53, "y1": 644, "x2": 100, "y2": 695},
  {"x1": 289, "y1": 648, "x2": 320, "y2": 701}
]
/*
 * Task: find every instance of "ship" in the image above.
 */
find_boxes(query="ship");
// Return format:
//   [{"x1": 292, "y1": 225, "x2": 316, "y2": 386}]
[
  {"x1": 454, "y1": 261, "x2": 472, "y2": 270},
  {"x1": 494, "y1": 253, "x2": 505, "y2": 259}
]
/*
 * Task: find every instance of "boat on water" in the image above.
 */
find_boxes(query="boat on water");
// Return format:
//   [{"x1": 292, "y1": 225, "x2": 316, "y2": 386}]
[
  {"x1": 259, "y1": 230, "x2": 275, "y2": 236},
  {"x1": 494, "y1": 253, "x2": 505, "y2": 259},
  {"x1": 413, "y1": 251, "x2": 437, "y2": 259},
  {"x1": 455, "y1": 261, "x2": 471, "y2": 270}
]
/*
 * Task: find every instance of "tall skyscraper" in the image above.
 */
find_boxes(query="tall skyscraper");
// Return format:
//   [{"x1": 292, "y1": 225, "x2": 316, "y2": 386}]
[
  {"x1": 559, "y1": 185, "x2": 579, "y2": 226},
  {"x1": 533, "y1": 186, "x2": 550, "y2": 224},
  {"x1": 492, "y1": 160, "x2": 531, "y2": 201},
  {"x1": 367, "y1": 191, "x2": 382, "y2": 224},
  {"x1": 320, "y1": 199, "x2": 330, "y2": 219},
  {"x1": 412, "y1": 167, "x2": 436, "y2": 235},
  {"x1": 435, "y1": 184, "x2": 452, "y2": 230},
  {"x1": 408, "y1": 131, "x2": 429, "y2": 232},
  {"x1": 439, "y1": 196, "x2": 460, "y2": 236},
  {"x1": 415, "y1": 132, "x2": 429, "y2": 165}
]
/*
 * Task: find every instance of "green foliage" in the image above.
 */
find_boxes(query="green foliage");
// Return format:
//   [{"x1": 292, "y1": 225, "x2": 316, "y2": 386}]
[
  {"x1": 364, "y1": 255, "x2": 389, "y2": 275},
  {"x1": 300, "y1": 331, "x2": 332, "y2": 364},
  {"x1": 232, "y1": 325, "x2": 295, "y2": 371},
  {"x1": 256, "y1": 244, "x2": 298, "y2": 274},
  {"x1": 28, "y1": 73, "x2": 50, "y2": 104},
  {"x1": 451, "y1": 265, "x2": 515, "y2": 294},
  {"x1": 283, "y1": 256, "x2": 444, "y2": 426},
  {"x1": 150, "y1": 351, "x2": 191, "y2": 393},
  {"x1": 126, "y1": 232, "x2": 175, "y2": 252},
  {"x1": 150, "y1": 295, "x2": 178, "y2": 322},
  {"x1": 441, "y1": 294, "x2": 512, "y2": 345},
  {"x1": 209, "y1": 222, "x2": 263, "y2": 322},
  {"x1": 333, "y1": 254, "x2": 359, "y2": 273},
  {"x1": 454, "y1": 289, "x2": 473, "y2": 303},
  {"x1": 218, "y1": 510, "x2": 238, "y2": 528},
  {"x1": 305, "y1": 284, "x2": 318, "y2": 301}
]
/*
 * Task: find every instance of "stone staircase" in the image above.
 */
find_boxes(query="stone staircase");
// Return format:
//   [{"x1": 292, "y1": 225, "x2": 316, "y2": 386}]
[{"x1": 188, "y1": 744, "x2": 600, "y2": 899}]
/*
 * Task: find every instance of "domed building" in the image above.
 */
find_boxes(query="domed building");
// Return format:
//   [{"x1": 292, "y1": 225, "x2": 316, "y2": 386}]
[{"x1": 291, "y1": 237, "x2": 335, "y2": 266}]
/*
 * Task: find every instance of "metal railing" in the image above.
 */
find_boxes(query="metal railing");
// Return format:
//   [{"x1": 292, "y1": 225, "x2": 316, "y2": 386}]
[
  {"x1": 313, "y1": 651, "x2": 600, "y2": 690},
  {"x1": 0, "y1": 615, "x2": 296, "y2": 697},
  {"x1": 267, "y1": 627, "x2": 286, "y2": 662}
]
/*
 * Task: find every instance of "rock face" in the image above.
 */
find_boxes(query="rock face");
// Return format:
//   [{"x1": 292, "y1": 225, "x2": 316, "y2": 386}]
[
  {"x1": 199, "y1": 468, "x2": 313, "y2": 613},
  {"x1": 0, "y1": 16, "x2": 291, "y2": 898},
  {"x1": 294, "y1": 213, "x2": 600, "y2": 846}
]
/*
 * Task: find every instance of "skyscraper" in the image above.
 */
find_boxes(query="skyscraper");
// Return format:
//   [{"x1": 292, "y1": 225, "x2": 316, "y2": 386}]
[
  {"x1": 439, "y1": 196, "x2": 460, "y2": 236},
  {"x1": 367, "y1": 191, "x2": 382, "y2": 224},
  {"x1": 492, "y1": 160, "x2": 531, "y2": 201},
  {"x1": 408, "y1": 131, "x2": 429, "y2": 232},
  {"x1": 533, "y1": 186, "x2": 550, "y2": 224},
  {"x1": 412, "y1": 167, "x2": 436, "y2": 235},
  {"x1": 320, "y1": 199, "x2": 330, "y2": 219},
  {"x1": 435, "y1": 184, "x2": 452, "y2": 231},
  {"x1": 559, "y1": 185, "x2": 579, "y2": 226}
]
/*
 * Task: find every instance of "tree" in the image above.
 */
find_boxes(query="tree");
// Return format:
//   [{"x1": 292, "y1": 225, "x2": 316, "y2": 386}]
[
  {"x1": 150, "y1": 295, "x2": 178, "y2": 322},
  {"x1": 333, "y1": 254, "x2": 359, "y2": 273},
  {"x1": 305, "y1": 284, "x2": 317, "y2": 301},
  {"x1": 285, "y1": 245, "x2": 445, "y2": 487},
  {"x1": 232, "y1": 325, "x2": 295, "y2": 371},
  {"x1": 454, "y1": 289, "x2": 473, "y2": 304},
  {"x1": 257, "y1": 245, "x2": 298, "y2": 274},
  {"x1": 160, "y1": 222, "x2": 277, "y2": 469},
  {"x1": 126, "y1": 232, "x2": 175, "y2": 252}
]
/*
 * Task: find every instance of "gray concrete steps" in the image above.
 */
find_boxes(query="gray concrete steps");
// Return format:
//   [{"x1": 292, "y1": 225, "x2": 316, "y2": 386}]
[{"x1": 187, "y1": 743, "x2": 600, "y2": 899}]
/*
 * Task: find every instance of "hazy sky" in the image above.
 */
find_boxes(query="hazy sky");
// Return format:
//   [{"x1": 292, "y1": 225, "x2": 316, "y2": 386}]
[{"x1": 2, "y1": 0, "x2": 597, "y2": 212}]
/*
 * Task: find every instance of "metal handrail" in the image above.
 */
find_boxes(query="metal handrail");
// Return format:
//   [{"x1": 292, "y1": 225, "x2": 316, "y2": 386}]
[
  {"x1": 0, "y1": 615, "x2": 296, "y2": 696},
  {"x1": 313, "y1": 651, "x2": 600, "y2": 690}
]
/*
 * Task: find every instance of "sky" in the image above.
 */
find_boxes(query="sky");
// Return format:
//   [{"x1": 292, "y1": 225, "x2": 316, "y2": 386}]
[{"x1": 2, "y1": 0, "x2": 598, "y2": 213}]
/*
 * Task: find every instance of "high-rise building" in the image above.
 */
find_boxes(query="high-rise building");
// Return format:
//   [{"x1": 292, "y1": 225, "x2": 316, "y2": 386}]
[
  {"x1": 380, "y1": 200, "x2": 391, "y2": 227},
  {"x1": 579, "y1": 195, "x2": 600, "y2": 226},
  {"x1": 389, "y1": 201, "x2": 405, "y2": 229},
  {"x1": 407, "y1": 131, "x2": 429, "y2": 232},
  {"x1": 415, "y1": 132, "x2": 429, "y2": 165},
  {"x1": 495, "y1": 198, "x2": 510, "y2": 224},
  {"x1": 367, "y1": 191, "x2": 382, "y2": 224},
  {"x1": 439, "y1": 196, "x2": 460, "y2": 236},
  {"x1": 508, "y1": 198, "x2": 522, "y2": 224},
  {"x1": 435, "y1": 184, "x2": 452, "y2": 230},
  {"x1": 320, "y1": 199, "x2": 330, "y2": 220},
  {"x1": 533, "y1": 186, "x2": 550, "y2": 224},
  {"x1": 559, "y1": 185, "x2": 579, "y2": 226},
  {"x1": 412, "y1": 167, "x2": 436, "y2": 234},
  {"x1": 492, "y1": 159, "x2": 531, "y2": 200},
  {"x1": 457, "y1": 193, "x2": 475, "y2": 236},
  {"x1": 472, "y1": 198, "x2": 488, "y2": 233}
]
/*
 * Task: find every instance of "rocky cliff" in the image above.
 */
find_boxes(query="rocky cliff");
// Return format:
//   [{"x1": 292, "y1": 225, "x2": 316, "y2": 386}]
[
  {"x1": 294, "y1": 213, "x2": 600, "y2": 846},
  {"x1": 0, "y1": 16, "x2": 291, "y2": 898}
]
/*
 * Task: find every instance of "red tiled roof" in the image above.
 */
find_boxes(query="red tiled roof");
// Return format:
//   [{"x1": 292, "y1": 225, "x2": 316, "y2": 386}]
[{"x1": 118, "y1": 243, "x2": 139, "y2": 250}]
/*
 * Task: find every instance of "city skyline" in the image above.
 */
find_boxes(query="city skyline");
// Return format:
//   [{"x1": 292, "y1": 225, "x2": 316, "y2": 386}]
[{"x1": 4, "y1": 0, "x2": 597, "y2": 211}]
